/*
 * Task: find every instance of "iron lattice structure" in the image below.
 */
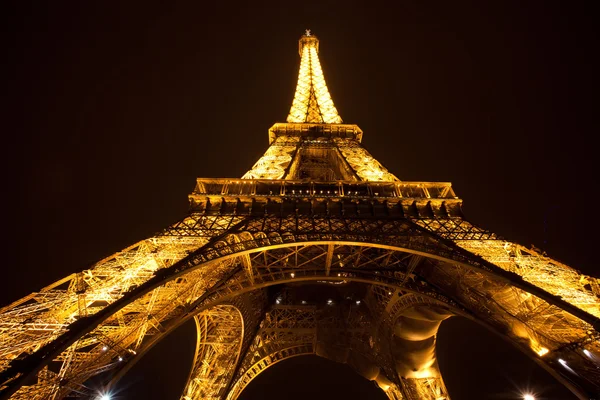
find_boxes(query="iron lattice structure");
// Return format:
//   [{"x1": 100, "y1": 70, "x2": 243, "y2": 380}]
[{"x1": 1, "y1": 31, "x2": 599, "y2": 400}]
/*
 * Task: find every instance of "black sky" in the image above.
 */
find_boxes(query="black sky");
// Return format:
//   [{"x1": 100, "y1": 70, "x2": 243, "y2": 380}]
[{"x1": 3, "y1": 1, "x2": 598, "y2": 399}]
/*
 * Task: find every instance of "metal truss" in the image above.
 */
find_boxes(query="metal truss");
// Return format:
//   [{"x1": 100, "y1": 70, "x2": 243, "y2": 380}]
[
  {"x1": 240, "y1": 133, "x2": 400, "y2": 182},
  {"x1": 225, "y1": 284, "x2": 454, "y2": 400},
  {"x1": 241, "y1": 136, "x2": 299, "y2": 180},
  {"x1": 414, "y1": 218, "x2": 600, "y2": 319},
  {"x1": 0, "y1": 236, "x2": 205, "y2": 373},
  {"x1": 365, "y1": 286, "x2": 451, "y2": 400},
  {"x1": 181, "y1": 291, "x2": 268, "y2": 400},
  {"x1": 181, "y1": 306, "x2": 243, "y2": 400},
  {"x1": 333, "y1": 138, "x2": 399, "y2": 182},
  {"x1": 225, "y1": 306, "x2": 318, "y2": 400},
  {"x1": 225, "y1": 299, "x2": 405, "y2": 400}
]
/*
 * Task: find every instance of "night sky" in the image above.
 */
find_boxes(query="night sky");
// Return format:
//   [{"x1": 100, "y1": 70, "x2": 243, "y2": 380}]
[{"x1": 3, "y1": 1, "x2": 598, "y2": 399}]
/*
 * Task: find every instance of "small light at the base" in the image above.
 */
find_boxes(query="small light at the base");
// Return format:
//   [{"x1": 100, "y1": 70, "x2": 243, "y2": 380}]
[
  {"x1": 290, "y1": 272, "x2": 295, "y2": 278},
  {"x1": 118, "y1": 356, "x2": 123, "y2": 362},
  {"x1": 536, "y1": 347, "x2": 549, "y2": 356},
  {"x1": 523, "y1": 394, "x2": 535, "y2": 400}
]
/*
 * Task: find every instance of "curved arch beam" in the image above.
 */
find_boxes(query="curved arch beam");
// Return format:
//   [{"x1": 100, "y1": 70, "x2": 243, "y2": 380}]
[
  {"x1": 228, "y1": 345, "x2": 314, "y2": 399},
  {"x1": 224, "y1": 301, "x2": 404, "y2": 400},
  {"x1": 226, "y1": 292, "x2": 456, "y2": 400},
  {"x1": 181, "y1": 305, "x2": 244, "y2": 400}
]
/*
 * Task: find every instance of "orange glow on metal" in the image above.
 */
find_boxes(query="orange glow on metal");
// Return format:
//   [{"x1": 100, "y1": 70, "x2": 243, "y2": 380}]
[
  {"x1": 536, "y1": 347, "x2": 549, "y2": 357},
  {"x1": 287, "y1": 33, "x2": 342, "y2": 124}
]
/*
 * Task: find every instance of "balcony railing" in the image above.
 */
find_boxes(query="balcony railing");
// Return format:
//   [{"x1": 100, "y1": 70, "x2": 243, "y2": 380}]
[{"x1": 191, "y1": 178, "x2": 458, "y2": 201}]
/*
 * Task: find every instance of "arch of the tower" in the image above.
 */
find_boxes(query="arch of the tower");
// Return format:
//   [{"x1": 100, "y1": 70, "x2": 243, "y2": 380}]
[
  {"x1": 1, "y1": 236, "x2": 598, "y2": 399},
  {"x1": 223, "y1": 287, "x2": 454, "y2": 400},
  {"x1": 106, "y1": 280, "x2": 456, "y2": 400},
  {"x1": 99, "y1": 277, "x2": 457, "y2": 400}
]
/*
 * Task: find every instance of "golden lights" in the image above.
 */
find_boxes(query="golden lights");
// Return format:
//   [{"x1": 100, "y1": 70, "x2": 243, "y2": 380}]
[
  {"x1": 453, "y1": 239, "x2": 600, "y2": 319},
  {"x1": 534, "y1": 345, "x2": 549, "y2": 357},
  {"x1": 287, "y1": 33, "x2": 342, "y2": 124}
]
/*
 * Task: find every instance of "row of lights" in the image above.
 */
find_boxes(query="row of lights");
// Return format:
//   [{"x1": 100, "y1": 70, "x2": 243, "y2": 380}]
[
  {"x1": 328, "y1": 299, "x2": 361, "y2": 305},
  {"x1": 289, "y1": 272, "x2": 352, "y2": 278},
  {"x1": 287, "y1": 189, "x2": 363, "y2": 195},
  {"x1": 275, "y1": 297, "x2": 361, "y2": 306},
  {"x1": 289, "y1": 272, "x2": 356, "y2": 279},
  {"x1": 101, "y1": 345, "x2": 136, "y2": 362}
]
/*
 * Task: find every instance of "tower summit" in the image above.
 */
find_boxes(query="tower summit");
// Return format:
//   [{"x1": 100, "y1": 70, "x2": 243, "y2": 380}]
[
  {"x1": 242, "y1": 31, "x2": 397, "y2": 181},
  {"x1": 287, "y1": 30, "x2": 342, "y2": 124},
  {"x1": 0, "y1": 32, "x2": 599, "y2": 400}
]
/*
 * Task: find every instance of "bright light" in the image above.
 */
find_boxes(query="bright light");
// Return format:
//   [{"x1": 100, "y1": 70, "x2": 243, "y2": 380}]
[
  {"x1": 558, "y1": 358, "x2": 568, "y2": 367},
  {"x1": 290, "y1": 272, "x2": 295, "y2": 278},
  {"x1": 327, "y1": 299, "x2": 333, "y2": 305},
  {"x1": 355, "y1": 300, "x2": 361, "y2": 305},
  {"x1": 536, "y1": 347, "x2": 549, "y2": 357},
  {"x1": 583, "y1": 349, "x2": 592, "y2": 358},
  {"x1": 102, "y1": 346, "x2": 108, "y2": 351},
  {"x1": 523, "y1": 394, "x2": 535, "y2": 400},
  {"x1": 97, "y1": 393, "x2": 111, "y2": 400},
  {"x1": 118, "y1": 356, "x2": 123, "y2": 362}
]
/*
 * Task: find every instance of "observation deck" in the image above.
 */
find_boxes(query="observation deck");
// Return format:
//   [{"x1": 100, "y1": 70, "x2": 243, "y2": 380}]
[
  {"x1": 268, "y1": 123, "x2": 363, "y2": 143},
  {"x1": 189, "y1": 178, "x2": 462, "y2": 217}
]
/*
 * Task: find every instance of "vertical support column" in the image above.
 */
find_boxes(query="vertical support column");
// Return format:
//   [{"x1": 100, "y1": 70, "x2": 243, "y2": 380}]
[
  {"x1": 181, "y1": 306, "x2": 244, "y2": 400},
  {"x1": 325, "y1": 244, "x2": 334, "y2": 276}
]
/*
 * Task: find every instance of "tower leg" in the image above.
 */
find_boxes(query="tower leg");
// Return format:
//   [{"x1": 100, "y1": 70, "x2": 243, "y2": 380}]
[{"x1": 180, "y1": 290, "x2": 267, "y2": 400}]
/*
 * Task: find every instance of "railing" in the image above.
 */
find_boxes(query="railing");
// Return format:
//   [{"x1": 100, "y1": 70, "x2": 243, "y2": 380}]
[
  {"x1": 268, "y1": 123, "x2": 363, "y2": 143},
  {"x1": 191, "y1": 178, "x2": 458, "y2": 201}
]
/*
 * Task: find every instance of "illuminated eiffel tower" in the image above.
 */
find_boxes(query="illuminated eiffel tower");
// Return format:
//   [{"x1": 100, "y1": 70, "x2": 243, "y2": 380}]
[{"x1": 1, "y1": 31, "x2": 599, "y2": 400}]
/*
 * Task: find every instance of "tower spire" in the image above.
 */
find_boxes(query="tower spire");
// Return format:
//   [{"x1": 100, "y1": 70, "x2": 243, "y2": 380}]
[{"x1": 287, "y1": 31, "x2": 343, "y2": 124}]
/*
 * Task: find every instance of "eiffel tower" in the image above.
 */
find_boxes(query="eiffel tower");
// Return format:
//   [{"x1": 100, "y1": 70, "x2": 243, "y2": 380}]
[{"x1": 1, "y1": 31, "x2": 599, "y2": 400}]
